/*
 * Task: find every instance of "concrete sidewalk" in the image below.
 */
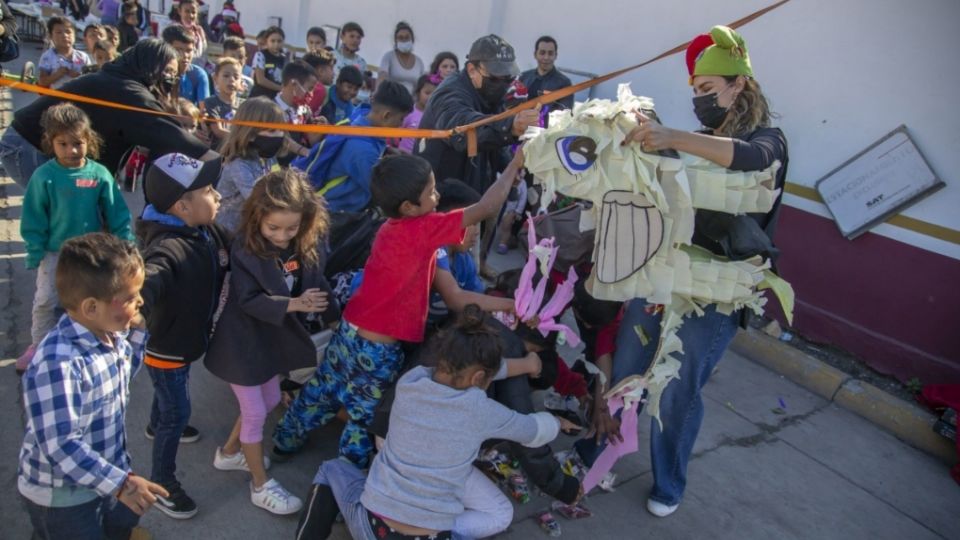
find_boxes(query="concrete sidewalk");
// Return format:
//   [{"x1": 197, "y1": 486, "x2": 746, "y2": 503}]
[{"x1": 0, "y1": 59, "x2": 958, "y2": 539}]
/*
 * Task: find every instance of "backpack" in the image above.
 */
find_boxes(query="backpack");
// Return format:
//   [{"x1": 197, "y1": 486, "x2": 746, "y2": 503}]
[{"x1": 324, "y1": 208, "x2": 385, "y2": 280}]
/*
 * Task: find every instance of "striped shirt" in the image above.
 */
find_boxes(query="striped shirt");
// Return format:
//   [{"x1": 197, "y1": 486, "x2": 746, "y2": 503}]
[{"x1": 18, "y1": 315, "x2": 146, "y2": 506}]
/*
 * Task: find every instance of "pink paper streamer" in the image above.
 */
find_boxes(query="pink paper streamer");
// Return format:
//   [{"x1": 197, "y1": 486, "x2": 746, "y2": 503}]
[
  {"x1": 581, "y1": 397, "x2": 640, "y2": 493},
  {"x1": 513, "y1": 216, "x2": 580, "y2": 344}
]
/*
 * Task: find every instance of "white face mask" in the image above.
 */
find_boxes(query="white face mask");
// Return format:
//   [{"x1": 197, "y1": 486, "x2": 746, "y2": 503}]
[{"x1": 396, "y1": 40, "x2": 414, "y2": 54}]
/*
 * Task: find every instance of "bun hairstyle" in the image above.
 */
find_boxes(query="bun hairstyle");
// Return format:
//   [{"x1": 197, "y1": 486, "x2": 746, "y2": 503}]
[{"x1": 435, "y1": 304, "x2": 503, "y2": 378}]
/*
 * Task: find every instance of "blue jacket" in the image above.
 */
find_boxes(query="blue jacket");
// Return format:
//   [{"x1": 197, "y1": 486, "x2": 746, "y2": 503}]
[{"x1": 321, "y1": 108, "x2": 386, "y2": 213}]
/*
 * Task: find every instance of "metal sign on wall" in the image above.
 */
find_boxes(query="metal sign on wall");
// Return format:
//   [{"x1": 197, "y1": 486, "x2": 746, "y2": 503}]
[{"x1": 815, "y1": 125, "x2": 945, "y2": 239}]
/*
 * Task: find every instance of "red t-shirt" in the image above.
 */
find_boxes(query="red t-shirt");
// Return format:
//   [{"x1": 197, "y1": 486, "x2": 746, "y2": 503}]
[{"x1": 344, "y1": 210, "x2": 466, "y2": 342}]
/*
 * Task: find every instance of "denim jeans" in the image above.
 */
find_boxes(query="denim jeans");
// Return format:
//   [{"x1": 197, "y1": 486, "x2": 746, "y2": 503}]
[
  {"x1": 0, "y1": 127, "x2": 48, "y2": 189},
  {"x1": 22, "y1": 494, "x2": 139, "y2": 540},
  {"x1": 575, "y1": 300, "x2": 740, "y2": 506},
  {"x1": 147, "y1": 364, "x2": 192, "y2": 486}
]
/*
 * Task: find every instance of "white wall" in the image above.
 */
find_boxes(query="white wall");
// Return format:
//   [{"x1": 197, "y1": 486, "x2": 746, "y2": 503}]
[{"x1": 208, "y1": 0, "x2": 959, "y2": 257}]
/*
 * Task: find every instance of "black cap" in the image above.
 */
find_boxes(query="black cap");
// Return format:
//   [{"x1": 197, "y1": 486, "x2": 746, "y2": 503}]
[
  {"x1": 467, "y1": 34, "x2": 519, "y2": 77},
  {"x1": 145, "y1": 153, "x2": 222, "y2": 212}
]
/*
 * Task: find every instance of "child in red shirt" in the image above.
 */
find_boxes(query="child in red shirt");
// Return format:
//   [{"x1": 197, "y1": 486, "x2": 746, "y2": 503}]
[{"x1": 273, "y1": 151, "x2": 525, "y2": 466}]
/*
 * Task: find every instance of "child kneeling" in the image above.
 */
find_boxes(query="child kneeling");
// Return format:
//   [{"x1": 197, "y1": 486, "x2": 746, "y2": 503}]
[{"x1": 298, "y1": 305, "x2": 571, "y2": 539}]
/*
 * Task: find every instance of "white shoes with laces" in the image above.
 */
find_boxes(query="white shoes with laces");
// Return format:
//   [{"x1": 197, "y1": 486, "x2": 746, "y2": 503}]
[
  {"x1": 251, "y1": 478, "x2": 303, "y2": 515},
  {"x1": 213, "y1": 447, "x2": 270, "y2": 472}
]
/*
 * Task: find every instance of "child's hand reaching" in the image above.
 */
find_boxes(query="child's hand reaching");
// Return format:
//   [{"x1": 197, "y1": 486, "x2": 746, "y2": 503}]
[
  {"x1": 556, "y1": 415, "x2": 583, "y2": 435},
  {"x1": 288, "y1": 288, "x2": 329, "y2": 313},
  {"x1": 511, "y1": 145, "x2": 526, "y2": 171},
  {"x1": 117, "y1": 474, "x2": 168, "y2": 515}
]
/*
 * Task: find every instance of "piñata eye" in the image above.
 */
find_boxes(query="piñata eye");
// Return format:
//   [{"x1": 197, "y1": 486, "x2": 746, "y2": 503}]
[{"x1": 555, "y1": 135, "x2": 598, "y2": 174}]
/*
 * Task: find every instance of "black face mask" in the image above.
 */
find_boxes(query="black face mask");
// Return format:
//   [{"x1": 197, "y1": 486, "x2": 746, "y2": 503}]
[
  {"x1": 692, "y1": 90, "x2": 732, "y2": 130},
  {"x1": 251, "y1": 135, "x2": 284, "y2": 158},
  {"x1": 159, "y1": 74, "x2": 179, "y2": 94},
  {"x1": 478, "y1": 76, "x2": 512, "y2": 108}
]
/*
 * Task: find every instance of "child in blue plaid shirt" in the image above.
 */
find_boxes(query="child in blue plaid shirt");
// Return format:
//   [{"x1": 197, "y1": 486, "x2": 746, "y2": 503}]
[{"x1": 18, "y1": 233, "x2": 167, "y2": 540}]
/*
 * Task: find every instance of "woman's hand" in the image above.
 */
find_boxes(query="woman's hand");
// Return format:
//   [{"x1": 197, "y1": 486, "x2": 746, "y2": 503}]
[{"x1": 621, "y1": 111, "x2": 678, "y2": 152}]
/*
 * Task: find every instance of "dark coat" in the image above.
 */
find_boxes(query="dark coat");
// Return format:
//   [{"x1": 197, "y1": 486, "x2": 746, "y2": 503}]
[
  {"x1": 204, "y1": 243, "x2": 341, "y2": 386},
  {"x1": 138, "y1": 218, "x2": 231, "y2": 364},
  {"x1": 415, "y1": 70, "x2": 515, "y2": 194}
]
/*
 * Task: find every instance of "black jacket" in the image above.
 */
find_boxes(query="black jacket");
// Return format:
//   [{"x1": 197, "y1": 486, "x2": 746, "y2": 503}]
[
  {"x1": 519, "y1": 67, "x2": 574, "y2": 111},
  {"x1": 204, "y1": 244, "x2": 341, "y2": 386},
  {"x1": 137, "y1": 218, "x2": 231, "y2": 364},
  {"x1": 11, "y1": 63, "x2": 209, "y2": 174},
  {"x1": 415, "y1": 71, "x2": 516, "y2": 193},
  {"x1": 691, "y1": 126, "x2": 788, "y2": 260}
]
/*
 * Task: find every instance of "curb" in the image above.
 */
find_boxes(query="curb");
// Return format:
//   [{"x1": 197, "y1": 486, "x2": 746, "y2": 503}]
[{"x1": 730, "y1": 328, "x2": 956, "y2": 465}]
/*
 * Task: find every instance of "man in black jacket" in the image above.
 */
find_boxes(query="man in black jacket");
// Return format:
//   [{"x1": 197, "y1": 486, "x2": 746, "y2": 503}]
[
  {"x1": 416, "y1": 35, "x2": 539, "y2": 275},
  {"x1": 416, "y1": 34, "x2": 539, "y2": 195}
]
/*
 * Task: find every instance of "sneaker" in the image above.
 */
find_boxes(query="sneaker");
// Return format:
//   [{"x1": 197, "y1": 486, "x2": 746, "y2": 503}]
[
  {"x1": 145, "y1": 425, "x2": 200, "y2": 444},
  {"x1": 251, "y1": 478, "x2": 303, "y2": 515},
  {"x1": 213, "y1": 447, "x2": 271, "y2": 472},
  {"x1": 155, "y1": 484, "x2": 198, "y2": 519},
  {"x1": 646, "y1": 498, "x2": 679, "y2": 517}
]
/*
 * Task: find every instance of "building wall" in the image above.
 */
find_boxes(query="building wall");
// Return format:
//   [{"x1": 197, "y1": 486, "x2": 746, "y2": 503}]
[{"x1": 208, "y1": 0, "x2": 960, "y2": 381}]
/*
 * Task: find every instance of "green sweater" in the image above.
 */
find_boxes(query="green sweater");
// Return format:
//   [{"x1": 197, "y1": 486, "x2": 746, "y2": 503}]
[{"x1": 21, "y1": 159, "x2": 134, "y2": 269}]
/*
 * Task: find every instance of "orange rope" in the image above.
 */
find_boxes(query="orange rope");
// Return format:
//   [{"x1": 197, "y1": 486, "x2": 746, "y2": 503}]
[{"x1": 1, "y1": 0, "x2": 792, "y2": 152}]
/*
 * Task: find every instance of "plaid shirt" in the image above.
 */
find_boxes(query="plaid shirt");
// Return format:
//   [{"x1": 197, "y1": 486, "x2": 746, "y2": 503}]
[{"x1": 18, "y1": 315, "x2": 147, "y2": 503}]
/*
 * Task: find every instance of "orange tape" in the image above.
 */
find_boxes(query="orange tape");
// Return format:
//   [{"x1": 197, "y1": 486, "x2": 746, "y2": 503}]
[
  {"x1": 1, "y1": 0, "x2": 791, "y2": 150},
  {"x1": 0, "y1": 77, "x2": 457, "y2": 139}
]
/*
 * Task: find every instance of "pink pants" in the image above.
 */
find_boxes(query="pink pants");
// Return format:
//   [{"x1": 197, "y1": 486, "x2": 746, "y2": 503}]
[{"x1": 230, "y1": 376, "x2": 282, "y2": 444}]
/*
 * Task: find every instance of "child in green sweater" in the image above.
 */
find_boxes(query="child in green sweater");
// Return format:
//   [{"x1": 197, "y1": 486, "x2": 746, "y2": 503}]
[{"x1": 18, "y1": 103, "x2": 134, "y2": 368}]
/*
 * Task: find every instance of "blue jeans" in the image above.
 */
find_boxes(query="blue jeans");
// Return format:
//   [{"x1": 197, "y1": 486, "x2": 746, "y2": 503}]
[
  {"x1": 312, "y1": 459, "x2": 468, "y2": 540},
  {"x1": 0, "y1": 127, "x2": 48, "y2": 189},
  {"x1": 22, "y1": 494, "x2": 139, "y2": 540},
  {"x1": 575, "y1": 301, "x2": 739, "y2": 506},
  {"x1": 147, "y1": 364, "x2": 192, "y2": 486}
]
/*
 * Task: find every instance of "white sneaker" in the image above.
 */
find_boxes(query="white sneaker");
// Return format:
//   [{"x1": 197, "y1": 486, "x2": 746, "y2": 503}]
[
  {"x1": 251, "y1": 478, "x2": 302, "y2": 515},
  {"x1": 646, "y1": 498, "x2": 679, "y2": 517},
  {"x1": 213, "y1": 447, "x2": 271, "y2": 472}
]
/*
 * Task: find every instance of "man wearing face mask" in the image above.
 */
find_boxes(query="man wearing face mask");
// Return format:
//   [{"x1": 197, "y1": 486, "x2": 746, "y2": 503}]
[{"x1": 417, "y1": 34, "x2": 539, "y2": 195}]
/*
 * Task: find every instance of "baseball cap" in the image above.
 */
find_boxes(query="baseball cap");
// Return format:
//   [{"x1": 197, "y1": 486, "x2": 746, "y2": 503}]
[
  {"x1": 467, "y1": 34, "x2": 519, "y2": 78},
  {"x1": 145, "y1": 153, "x2": 222, "y2": 212}
]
